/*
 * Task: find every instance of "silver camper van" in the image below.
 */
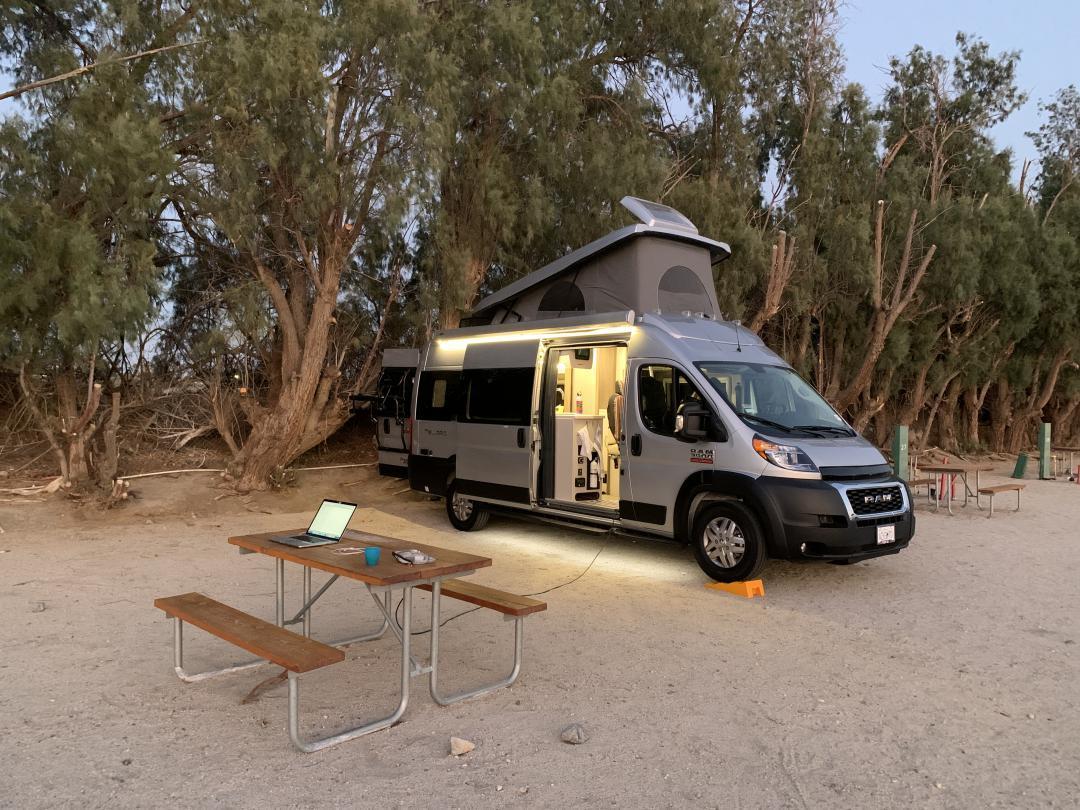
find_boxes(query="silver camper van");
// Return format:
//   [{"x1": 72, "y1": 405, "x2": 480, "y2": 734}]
[{"x1": 385, "y1": 198, "x2": 913, "y2": 582}]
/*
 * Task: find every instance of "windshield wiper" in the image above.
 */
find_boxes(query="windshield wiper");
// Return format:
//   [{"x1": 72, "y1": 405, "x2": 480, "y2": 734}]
[
  {"x1": 792, "y1": 424, "x2": 855, "y2": 437},
  {"x1": 739, "y1": 414, "x2": 796, "y2": 434}
]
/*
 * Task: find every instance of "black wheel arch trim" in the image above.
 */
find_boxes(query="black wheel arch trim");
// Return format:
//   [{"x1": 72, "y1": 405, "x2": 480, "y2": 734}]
[{"x1": 674, "y1": 470, "x2": 788, "y2": 557}]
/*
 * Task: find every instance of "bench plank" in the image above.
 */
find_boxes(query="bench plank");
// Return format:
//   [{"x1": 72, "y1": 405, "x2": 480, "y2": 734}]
[
  {"x1": 154, "y1": 593, "x2": 344, "y2": 673},
  {"x1": 978, "y1": 484, "x2": 1026, "y2": 494},
  {"x1": 419, "y1": 579, "x2": 547, "y2": 617}
]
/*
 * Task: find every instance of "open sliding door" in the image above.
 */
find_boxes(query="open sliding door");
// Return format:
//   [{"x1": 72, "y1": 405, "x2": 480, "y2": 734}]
[{"x1": 455, "y1": 340, "x2": 541, "y2": 506}]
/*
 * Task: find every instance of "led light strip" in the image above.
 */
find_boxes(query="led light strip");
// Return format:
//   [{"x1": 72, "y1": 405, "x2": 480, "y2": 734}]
[{"x1": 436, "y1": 323, "x2": 634, "y2": 350}]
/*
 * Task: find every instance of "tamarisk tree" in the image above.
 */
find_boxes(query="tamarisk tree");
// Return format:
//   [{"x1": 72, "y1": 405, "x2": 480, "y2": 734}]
[
  {"x1": 0, "y1": 4, "x2": 174, "y2": 488},
  {"x1": 172, "y1": 0, "x2": 447, "y2": 489}
]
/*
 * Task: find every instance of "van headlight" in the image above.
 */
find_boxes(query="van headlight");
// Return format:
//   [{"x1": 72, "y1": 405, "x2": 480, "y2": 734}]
[{"x1": 752, "y1": 435, "x2": 818, "y2": 473}]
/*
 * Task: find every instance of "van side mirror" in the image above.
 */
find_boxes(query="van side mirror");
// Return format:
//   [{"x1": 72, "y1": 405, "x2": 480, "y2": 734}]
[{"x1": 675, "y1": 401, "x2": 710, "y2": 442}]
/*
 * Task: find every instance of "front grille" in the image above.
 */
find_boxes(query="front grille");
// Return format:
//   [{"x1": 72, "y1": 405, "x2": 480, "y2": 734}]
[{"x1": 846, "y1": 485, "x2": 904, "y2": 516}]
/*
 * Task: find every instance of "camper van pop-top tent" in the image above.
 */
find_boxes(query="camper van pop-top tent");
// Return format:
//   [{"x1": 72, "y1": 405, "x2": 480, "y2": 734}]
[{"x1": 464, "y1": 197, "x2": 731, "y2": 326}]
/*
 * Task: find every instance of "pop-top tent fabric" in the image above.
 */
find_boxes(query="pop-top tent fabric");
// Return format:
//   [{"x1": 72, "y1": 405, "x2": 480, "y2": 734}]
[{"x1": 467, "y1": 198, "x2": 731, "y2": 326}]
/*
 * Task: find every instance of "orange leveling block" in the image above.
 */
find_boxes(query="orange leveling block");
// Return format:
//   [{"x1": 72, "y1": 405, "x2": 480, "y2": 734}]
[{"x1": 705, "y1": 579, "x2": 765, "y2": 598}]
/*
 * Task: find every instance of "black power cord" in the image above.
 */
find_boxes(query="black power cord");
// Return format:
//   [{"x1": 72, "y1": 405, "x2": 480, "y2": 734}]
[{"x1": 393, "y1": 539, "x2": 608, "y2": 636}]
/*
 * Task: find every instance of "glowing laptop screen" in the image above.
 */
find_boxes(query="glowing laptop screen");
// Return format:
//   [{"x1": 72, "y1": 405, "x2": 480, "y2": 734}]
[{"x1": 306, "y1": 500, "x2": 356, "y2": 539}]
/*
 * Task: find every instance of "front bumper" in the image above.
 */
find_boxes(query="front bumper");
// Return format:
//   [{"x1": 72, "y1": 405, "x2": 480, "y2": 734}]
[{"x1": 753, "y1": 475, "x2": 915, "y2": 563}]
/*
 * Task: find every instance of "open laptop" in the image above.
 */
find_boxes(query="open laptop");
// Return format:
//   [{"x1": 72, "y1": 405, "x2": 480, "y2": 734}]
[{"x1": 272, "y1": 499, "x2": 357, "y2": 548}]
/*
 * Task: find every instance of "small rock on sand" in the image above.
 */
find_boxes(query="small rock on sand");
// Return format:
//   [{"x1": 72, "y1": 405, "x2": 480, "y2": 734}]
[
  {"x1": 449, "y1": 737, "x2": 475, "y2": 756},
  {"x1": 560, "y1": 723, "x2": 589, "y2": 744}
]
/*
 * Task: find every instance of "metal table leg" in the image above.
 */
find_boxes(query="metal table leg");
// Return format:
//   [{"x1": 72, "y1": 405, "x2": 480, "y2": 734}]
[
  {"x1": 428, "y1": 580, "x2": 525, "y2": 706},
  {"x1": 329, "y1": 591, "x2": 390, "y2": 647},
  {"x1": 302, "y1": 567, "x2": 312, "y2": 637},
  {"x1": 287, "y1": 586, "x2": 413, "y2": 753},
  {"x1": 368, "y1": 586, "x2": 426, "y2": 674},
  {"x1": 171, "y1": 618, "x2": 268, "y2": 683},
  {"x1": 275, "y1": 559, "x2": 285, "y2": 627}
]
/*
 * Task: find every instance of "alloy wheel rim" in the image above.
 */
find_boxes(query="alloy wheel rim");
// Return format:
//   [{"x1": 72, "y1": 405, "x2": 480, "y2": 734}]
[
  {"x1": 452, "y1": 492, "x2": 473, "y2": 521},
  {"x1": 703, "y1": 516, "x2": 746, "y2": 568}
]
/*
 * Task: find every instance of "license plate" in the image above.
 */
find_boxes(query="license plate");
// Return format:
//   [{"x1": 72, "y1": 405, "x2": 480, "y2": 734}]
[{"x1": 876, "y1": 525, "x2": 896, "y2": 545}]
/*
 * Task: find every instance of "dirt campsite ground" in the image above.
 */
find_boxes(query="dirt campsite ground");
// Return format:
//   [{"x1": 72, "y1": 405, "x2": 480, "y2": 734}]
[{"x1": 1, "y1": 461, "x2": 1078, "y2": 809}]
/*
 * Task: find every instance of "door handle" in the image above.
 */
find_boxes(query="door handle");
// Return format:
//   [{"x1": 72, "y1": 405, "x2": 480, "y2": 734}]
[
  {"x1": 517, "y1": 427, "x2": 526, "y2": 448},
  {"x1": 630, "y1": 434, "x2": 642, "y2": 456}
]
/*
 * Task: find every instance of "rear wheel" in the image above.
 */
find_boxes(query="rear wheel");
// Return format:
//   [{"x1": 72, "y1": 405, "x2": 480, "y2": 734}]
[
  {"x1": 691, "y1": 500, "x2": 767, "y2": 583},
  {"x1": 446, "y1": 482, "x2": 490, "y2": 531}
]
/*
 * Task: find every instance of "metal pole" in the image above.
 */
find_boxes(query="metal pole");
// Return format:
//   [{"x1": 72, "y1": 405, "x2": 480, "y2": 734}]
[
  {"x1": 275, "y1": 558, "x2": 285, "y2": 627},
  {"x1": 287, "y1": 588, "x2": 414, "y2": 752},
  {"x1": 302, "y1": 567, "x2": 312, "y2": 637},
  {"x1": 174, "y1": 618, "x2": 183, "y2": 670},
  {"x1": 285, "y1": 575, "x2": 339, "y2": 627}
]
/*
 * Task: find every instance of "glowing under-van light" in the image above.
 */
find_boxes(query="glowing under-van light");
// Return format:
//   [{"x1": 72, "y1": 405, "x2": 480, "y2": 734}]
[{"x1": 436, "y1": 323, "x2": 634, "y2": 350}]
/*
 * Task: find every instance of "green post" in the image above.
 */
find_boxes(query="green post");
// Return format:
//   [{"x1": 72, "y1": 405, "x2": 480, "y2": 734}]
[
  {"x1": 892, "y1": 425, "x2": 909, "y2": 481},
  {"x1": 1012, "y1": 452, "x2": 1028, "y2": 479},
  {"x1": 1039, "y1": 422, "x2": 1052, "y2": 480}
]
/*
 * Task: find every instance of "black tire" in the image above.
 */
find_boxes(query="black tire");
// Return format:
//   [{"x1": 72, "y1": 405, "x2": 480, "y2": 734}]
[
  {"x1": 445, "y1": 481, "x2": 490, "y2": 531},
  {"x1": 691, "y1": 500, "x2": 767, "y2": 583}
]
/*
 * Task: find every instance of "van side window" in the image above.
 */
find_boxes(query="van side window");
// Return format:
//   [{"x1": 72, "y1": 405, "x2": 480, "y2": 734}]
[
  {"x1": 416, "y1": 371, "x2": 461, "y2": 421},
  {"x1": 462, "y1": 368, "x2": 534, "y2": 426},
  {"x1": 638, "y1": 365, "x2": 703, "y2": 436}
]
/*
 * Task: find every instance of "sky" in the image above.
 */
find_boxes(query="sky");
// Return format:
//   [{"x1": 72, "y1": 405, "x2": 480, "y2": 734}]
[{"x1": 839, "y1": 0, "x2": 1080, "y2": 171}]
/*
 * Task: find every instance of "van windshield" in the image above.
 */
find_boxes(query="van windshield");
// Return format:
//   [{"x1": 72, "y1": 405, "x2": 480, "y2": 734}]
[{"x1": 695, "y1": 362, "x2": 853, "y2": 437}]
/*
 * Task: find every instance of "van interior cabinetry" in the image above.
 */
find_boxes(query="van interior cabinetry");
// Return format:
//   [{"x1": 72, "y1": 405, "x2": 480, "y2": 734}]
[
  {"x1": 553, "y1": 414, "x2": 605, "y2": 502},
  {"x1": 550, "y1": 345, "x2": 626, "y2": 508}
]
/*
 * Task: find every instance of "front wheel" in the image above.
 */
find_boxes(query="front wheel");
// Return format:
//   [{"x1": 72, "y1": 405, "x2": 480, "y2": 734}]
[
  {"x1": 691, "y1": 500, "x2": 767, "y2": 583},
  {"x1": 445, "y1": 482, "x2": 490, "y2": 532}
]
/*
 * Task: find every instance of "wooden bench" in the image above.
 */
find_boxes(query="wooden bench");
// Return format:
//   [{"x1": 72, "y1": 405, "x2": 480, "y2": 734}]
[
  {"x1": 154, "y1": 592, "x2": 344, "y2": 681},
  {"x1": 977, "y1": 483, "x2": 1025, "y2": 517},
  {"x1": 417, "y1": 579, "x2": 546, "y2": 706},
  {"x1": 417, "y1": 579, "x2": 547, "y2": 616}
]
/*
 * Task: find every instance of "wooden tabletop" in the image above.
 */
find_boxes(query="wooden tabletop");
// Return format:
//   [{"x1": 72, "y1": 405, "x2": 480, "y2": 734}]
[
  {"x1": 918, "y1": 463, "x2": 995, "y2": 474},
  {"x1": 228, "y1": 528, "x2": 491, "y2": 586}
]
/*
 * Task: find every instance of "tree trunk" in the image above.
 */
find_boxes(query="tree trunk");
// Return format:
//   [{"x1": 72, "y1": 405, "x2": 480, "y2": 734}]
[
  {"x1": 97, "y1": 391, "x2": 122, "y2": 487},
  {"x1": 18, "y1": 362, "x2": 103, "y2": 488},
  {"x1": 747, "y1": 232, "x2": 796, "y2": 333},
  {"x1": 832, "y1": 204, "x2": 936, "y2": 412},
  {"x1": 937, "y1": 380, "x2": 961, "y2": 453},
  {"x1": 1003, "y1": 347, "x2": 1072, "y2": 455},
  {"x1": 234, "y1": 254, "x2": 345, "y2": 489},
  {"x1": 896, "y1": 360, "x2": 933, "y2": 429},
  {"x1": 963, "y1": 384, "x2": 989, "y2": 450},
  {"x1": 989, "y1": 379, "x2": 1011, "y2": 452},
  {"x1": 921, "y1": 370, "x2": 960, "y2": 448}
]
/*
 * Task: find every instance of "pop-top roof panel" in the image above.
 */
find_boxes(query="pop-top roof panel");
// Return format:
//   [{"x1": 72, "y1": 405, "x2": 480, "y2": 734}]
[{"x1": 620, "y1": 196, "x2": 698, "y2": 233}]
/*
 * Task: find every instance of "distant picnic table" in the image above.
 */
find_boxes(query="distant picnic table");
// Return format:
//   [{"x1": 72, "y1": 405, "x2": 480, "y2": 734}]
[{"x1": 918, "y1": 462, "x2": 994, "y2": 515}]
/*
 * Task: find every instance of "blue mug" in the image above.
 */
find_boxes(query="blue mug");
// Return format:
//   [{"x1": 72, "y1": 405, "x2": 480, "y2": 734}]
[{"x1": 364, "y1": 546, "x2": 381, "y2": 566}]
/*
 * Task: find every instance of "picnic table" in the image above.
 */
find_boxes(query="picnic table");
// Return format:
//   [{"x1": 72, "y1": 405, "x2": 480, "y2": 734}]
[
  {"x1": 156, "y1": 528, "x2": 546, "y2": 752},
  {"x1": 918, "y1": 462, "x2": 994, "y2": 515},
  {"x1": 1052, "y1": 446, "x2": 1080, "y2": 478}
]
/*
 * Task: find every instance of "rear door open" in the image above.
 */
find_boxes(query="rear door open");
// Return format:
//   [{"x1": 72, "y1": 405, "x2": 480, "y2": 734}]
[{"x1": 362, "y1": 348, "x2": 418, "y2": 478}]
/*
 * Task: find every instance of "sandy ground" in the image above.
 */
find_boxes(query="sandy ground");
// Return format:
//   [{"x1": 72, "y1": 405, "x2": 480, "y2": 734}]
[{"x1": 1, "y1": 464, "x2": 1078, "y2": 809}]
